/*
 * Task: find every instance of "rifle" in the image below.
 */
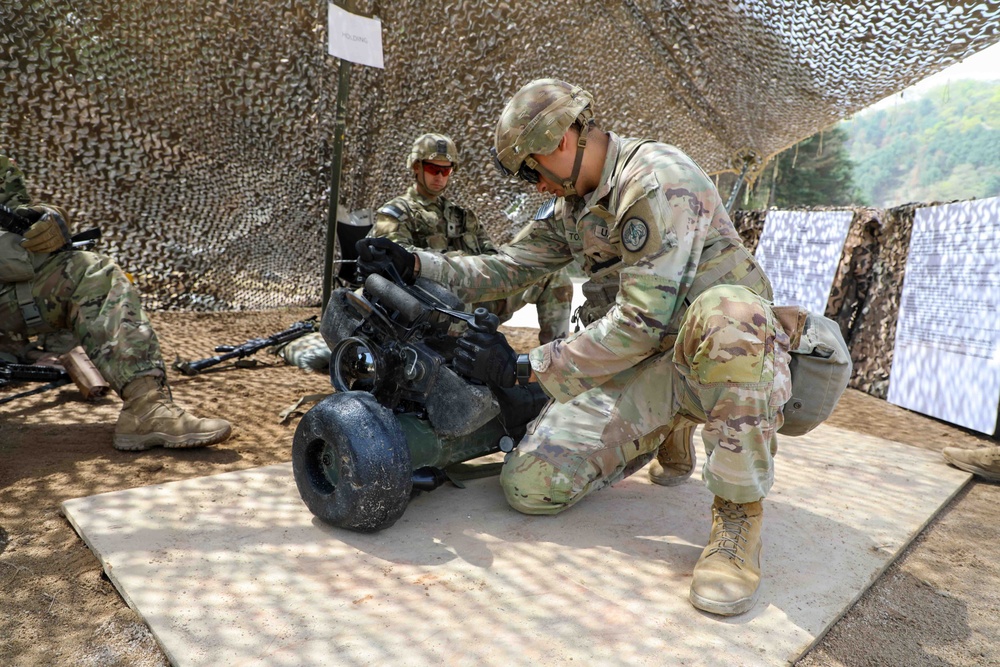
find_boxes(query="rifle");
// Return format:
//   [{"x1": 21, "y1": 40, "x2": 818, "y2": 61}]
[
  {"x1": 0, "y1": 202, "x2": 40, "y2": 235},
  {"x1": 173, "y1": 316, "x2": 319, "y2": 375},
  {"x1": 0, "y1": 202, "x2": 101, "y2": 250},
  {"x1": 0, "y1": 346, "x2": 111, "y2": 406}
]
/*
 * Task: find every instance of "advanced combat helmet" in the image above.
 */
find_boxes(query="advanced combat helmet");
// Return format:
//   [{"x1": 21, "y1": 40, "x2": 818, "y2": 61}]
[
  {"x1": 407, "y1": 133, "x2": 459, "y2": 170},
  {"x1": 491, "y1": 79, "x2": 594, "y2": 196}
]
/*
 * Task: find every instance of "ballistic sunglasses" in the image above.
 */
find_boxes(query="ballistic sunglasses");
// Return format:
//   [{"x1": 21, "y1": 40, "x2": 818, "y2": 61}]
[
  {"x1": 489, "y1": 147, "x2": 540, "y2": 184},
  {"x1": 421, "y1": 162, "x2": 454, "y2": 177}
]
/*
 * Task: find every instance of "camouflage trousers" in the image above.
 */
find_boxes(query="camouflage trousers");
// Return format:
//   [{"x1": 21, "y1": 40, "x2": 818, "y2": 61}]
[
  {"x1": 0, "y1": 250, "x2": 164, "y2": 393},
  {"x1": 484, "y1": 267, "x2": 573, "y2": 344},
  {"x1": 501, "y1": 284, "x2": 793, "y2": 513}
]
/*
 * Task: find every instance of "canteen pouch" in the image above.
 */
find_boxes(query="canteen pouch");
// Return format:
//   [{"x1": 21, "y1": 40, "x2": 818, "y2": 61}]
[
  {"x1": 774, "y1": 306, "x2": 852, "y2": 436},
  {"x1": 0, "y1": 232, "x2": 34, "y2": 283}
]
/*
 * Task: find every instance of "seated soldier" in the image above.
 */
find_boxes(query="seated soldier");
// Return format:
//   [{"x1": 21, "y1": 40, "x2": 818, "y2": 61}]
[
  {"x1": 371, "y1": 133, "x2": 574, "y2": 345},
  {"x1": 0, "y1": 153, "x2": 232, "y2": 450}
]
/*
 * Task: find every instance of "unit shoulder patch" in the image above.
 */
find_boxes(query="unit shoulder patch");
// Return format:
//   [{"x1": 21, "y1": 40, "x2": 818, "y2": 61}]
[
  {"x1": 534, "y1": 197, "x2": 557, "y2": 221},
  {"x1": 621, "y1": 217, "x2": 649, "y2": 253}
]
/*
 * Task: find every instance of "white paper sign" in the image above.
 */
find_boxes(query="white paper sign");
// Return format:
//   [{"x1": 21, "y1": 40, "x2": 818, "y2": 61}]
[
  {"x1": 887, "y1": 197, "x2": 1000, "y2": 434},
  {"x1": 753, "y1": 210, "x2": 853, "y2": 313},
  {"x1": 327, "y1": 3, "x2": 383, "y2": 69}
]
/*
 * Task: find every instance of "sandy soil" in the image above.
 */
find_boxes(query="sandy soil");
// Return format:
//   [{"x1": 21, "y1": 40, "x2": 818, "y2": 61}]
[{"x1": 1, "y1": 308, "x2": 998, "y2": 666}]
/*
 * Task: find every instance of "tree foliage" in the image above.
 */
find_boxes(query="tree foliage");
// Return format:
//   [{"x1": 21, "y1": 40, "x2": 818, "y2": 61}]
[
  {"x1": 732, "y1": 126, "x2": 862, "y2": 209},
  {"x1": 842, "y1": 80, "x2": 1000, "y2": 207},
  {"x1": 775, "y1": 127, "x2": 860, "y2": 207}
]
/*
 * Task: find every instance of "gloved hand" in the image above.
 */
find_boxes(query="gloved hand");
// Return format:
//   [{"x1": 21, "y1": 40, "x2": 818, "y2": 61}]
[
  {"x1": 454, "y1": 329, "x2": 517, "y2": 388},
  {"x1": 20, "y1": 207, "x2": 71, "y2": 254},
  {"x1": 356, "y1": 237, "x2": 416, "y2": 284}
]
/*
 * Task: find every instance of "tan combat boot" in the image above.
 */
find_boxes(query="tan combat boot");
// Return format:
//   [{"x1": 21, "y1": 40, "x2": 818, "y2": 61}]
[
  {"x1": 648, "y1": 423, "x2": 696, "y2": 486},
  {"x1": 942, "y1": 446, "x2": 1000, "y2": 481},
  {"x1": 689, "y1": 496, "x2": 763, "y2": 616},
  {"x1": 114, "y1": 376, "x2": 232, "y2": 451}
]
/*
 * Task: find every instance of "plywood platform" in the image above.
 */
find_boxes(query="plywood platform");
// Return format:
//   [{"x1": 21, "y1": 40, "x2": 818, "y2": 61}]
[{"x1": 62, "y1": 424, "x2": 969, "y2": 666}]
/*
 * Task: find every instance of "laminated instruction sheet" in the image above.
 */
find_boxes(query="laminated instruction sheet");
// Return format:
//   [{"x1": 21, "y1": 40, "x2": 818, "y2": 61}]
[
  {"x1": 753, "y1": 210, "x2": 853, "y2": 313},
  {"x1": 888, "y1": 197, "x2": 1000, "y2": 434}
]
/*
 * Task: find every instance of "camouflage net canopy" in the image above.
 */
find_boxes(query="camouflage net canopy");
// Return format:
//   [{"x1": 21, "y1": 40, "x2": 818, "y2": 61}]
[{"x1": 1, "y1": 0, "x2": 998, "y2": 310}]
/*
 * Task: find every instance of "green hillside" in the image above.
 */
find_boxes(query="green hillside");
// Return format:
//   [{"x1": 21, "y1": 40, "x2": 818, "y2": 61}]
[{"x1": 842, "y1": 80, "x2": 1000, "y2": 207}]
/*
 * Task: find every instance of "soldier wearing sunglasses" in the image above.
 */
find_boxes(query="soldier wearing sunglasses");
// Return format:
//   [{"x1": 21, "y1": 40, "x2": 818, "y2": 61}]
[{"x1": 368, "y1": 133, "x2": 572, "y2": 344}]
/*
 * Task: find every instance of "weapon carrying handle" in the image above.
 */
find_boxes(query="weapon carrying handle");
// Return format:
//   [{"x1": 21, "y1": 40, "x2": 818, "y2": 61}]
[{"x1": 469, "y1": 307, "x2": 499, "y2": 334}]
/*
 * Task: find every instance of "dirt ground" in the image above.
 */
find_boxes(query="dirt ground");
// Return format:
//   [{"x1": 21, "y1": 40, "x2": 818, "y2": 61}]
[{"x1": 1, "y1": 308, "x2": 998, "y2": 666}]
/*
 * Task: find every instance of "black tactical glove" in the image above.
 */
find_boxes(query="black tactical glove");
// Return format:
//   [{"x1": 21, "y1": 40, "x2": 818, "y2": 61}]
[
  {"x1": 355, "y1": 237, "x2": 416, "y2": 284},
  {"x1": 454, "y1": 329, "x2": 518, "y2": 389}
]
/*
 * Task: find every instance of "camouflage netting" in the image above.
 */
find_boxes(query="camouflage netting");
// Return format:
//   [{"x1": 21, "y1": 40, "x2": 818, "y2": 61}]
[
  {"x1": 2, "y1": 0, "x2": 999, "y2": 312},
  {"x1": 2, "y1": 1, "x2": 999, "y2": 402},
  {"x1": 734, "y1": 203, "x2": 928, "y2": 401}
]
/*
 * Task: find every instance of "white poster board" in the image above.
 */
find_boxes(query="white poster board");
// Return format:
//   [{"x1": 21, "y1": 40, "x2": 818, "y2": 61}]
[
  {"x1": 753, "y1": 210, "x2": 853, "y2": 312},
  {"x1": 327, "y1": 3, "x2": 384, "y2": 69},
  {"x1": 887, "y1": 197, "x2": 1000, "y2": 434}
]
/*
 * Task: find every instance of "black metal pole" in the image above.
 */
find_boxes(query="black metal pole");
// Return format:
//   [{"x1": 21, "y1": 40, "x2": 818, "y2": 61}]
[
  {"x1": 322, "y1": 2, "x2": 355, "y2": 314},
  {"x1": 725, "y1": 159, "x2": 752, "y2": 216}
]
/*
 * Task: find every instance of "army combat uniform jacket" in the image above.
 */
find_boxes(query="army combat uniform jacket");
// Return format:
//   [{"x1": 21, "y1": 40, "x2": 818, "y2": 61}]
[
  {"x1": 419, "y1": 133, "x2": 774, "y2": 398},
  {"x1": 417, "y1": 133, "x2": 793, "y2": 510},
  {"x1": 371, "y1": 184, "x2": 495, "y2": 256},
  {"x1": 372, "y1": 184, "x2": 572, "y2": 343}
]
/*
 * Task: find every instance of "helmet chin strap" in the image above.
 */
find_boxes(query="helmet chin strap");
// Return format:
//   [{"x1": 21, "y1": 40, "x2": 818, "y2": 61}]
[{"x1": 530, "y1": 121, "x2": 592, "y2": 197}]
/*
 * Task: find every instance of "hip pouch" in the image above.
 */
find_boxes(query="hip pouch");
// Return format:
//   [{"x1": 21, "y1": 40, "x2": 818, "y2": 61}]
[{"x1": 773, "y1": 306, "x2": 852, "y2": 436}]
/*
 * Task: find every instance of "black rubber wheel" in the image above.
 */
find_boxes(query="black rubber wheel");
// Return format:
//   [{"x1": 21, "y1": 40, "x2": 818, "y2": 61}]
[{"x1": 292, "y1": 391, "x2": 412, "y2": 532}]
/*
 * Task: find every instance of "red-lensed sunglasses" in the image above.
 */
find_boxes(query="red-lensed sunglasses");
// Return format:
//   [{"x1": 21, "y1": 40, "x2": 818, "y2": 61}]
[{"x1": 421, "y1": 162, "x2": 454, "y2": 177}]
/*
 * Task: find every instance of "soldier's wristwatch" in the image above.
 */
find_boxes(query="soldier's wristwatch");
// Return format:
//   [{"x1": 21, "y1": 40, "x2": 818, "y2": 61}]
[{"x1": 515, "y1": 353, "x2": 531, "y2": 385}]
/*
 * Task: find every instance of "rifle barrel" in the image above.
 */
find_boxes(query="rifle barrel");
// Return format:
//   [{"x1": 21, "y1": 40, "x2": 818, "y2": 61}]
[
  {"x1": 174, "y1": 317, "x2": 318, "y2": 375},
  {"x1": 0, "y1": 378, "x2": 72, "y2": 405}
]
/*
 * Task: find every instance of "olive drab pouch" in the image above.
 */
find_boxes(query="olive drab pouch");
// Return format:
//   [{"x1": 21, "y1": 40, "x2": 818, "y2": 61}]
[
  {"x1": 0, "y1": 231, "x2": 34, "y2": 283},
  {"x1": 773, "y1": 305, "x2": 852, "y2": 436}
]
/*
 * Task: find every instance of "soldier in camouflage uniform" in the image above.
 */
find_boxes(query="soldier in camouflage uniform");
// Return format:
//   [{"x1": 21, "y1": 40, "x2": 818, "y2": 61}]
[
  {"x1": 356, "y1": 79, "x2": 794, "y2": 617},
  {"x1": 369, "y1": 133, "x2": 573, "y2": 344},
  {"x1": 0, "y1": 153, "x2": 231, "y2": 451}
]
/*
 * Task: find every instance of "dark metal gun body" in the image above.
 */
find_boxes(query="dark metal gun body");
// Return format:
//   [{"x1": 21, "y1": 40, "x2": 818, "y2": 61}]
[
  {"x1": 0, "y1": 362, "x2": 71, "y2": 405},
  {"x1": 174, "y1": 316, "x2": 319, "y2": 375},
  {"x1": 0, "y1": 203, "x2": 39, "y2": 235}
]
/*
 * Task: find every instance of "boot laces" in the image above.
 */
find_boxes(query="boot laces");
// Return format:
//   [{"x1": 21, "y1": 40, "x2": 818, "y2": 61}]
[
  {"x1": 706, "y1": 502, "x2": 750, "y2": 566},
  {"x1": 135, "y1": 385, "x2": 186, "y2": 418}
]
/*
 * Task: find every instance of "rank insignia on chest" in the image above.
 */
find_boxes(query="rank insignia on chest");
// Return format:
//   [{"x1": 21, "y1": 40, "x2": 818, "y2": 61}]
[{"x1": 622, "y1": 217, "x2": 649, "y2": 252}]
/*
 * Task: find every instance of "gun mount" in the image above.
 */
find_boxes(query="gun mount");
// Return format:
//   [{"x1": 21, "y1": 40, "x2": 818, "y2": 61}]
[{"x1": 292, "y1": 274, "x2": 548, "y2": 532}]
